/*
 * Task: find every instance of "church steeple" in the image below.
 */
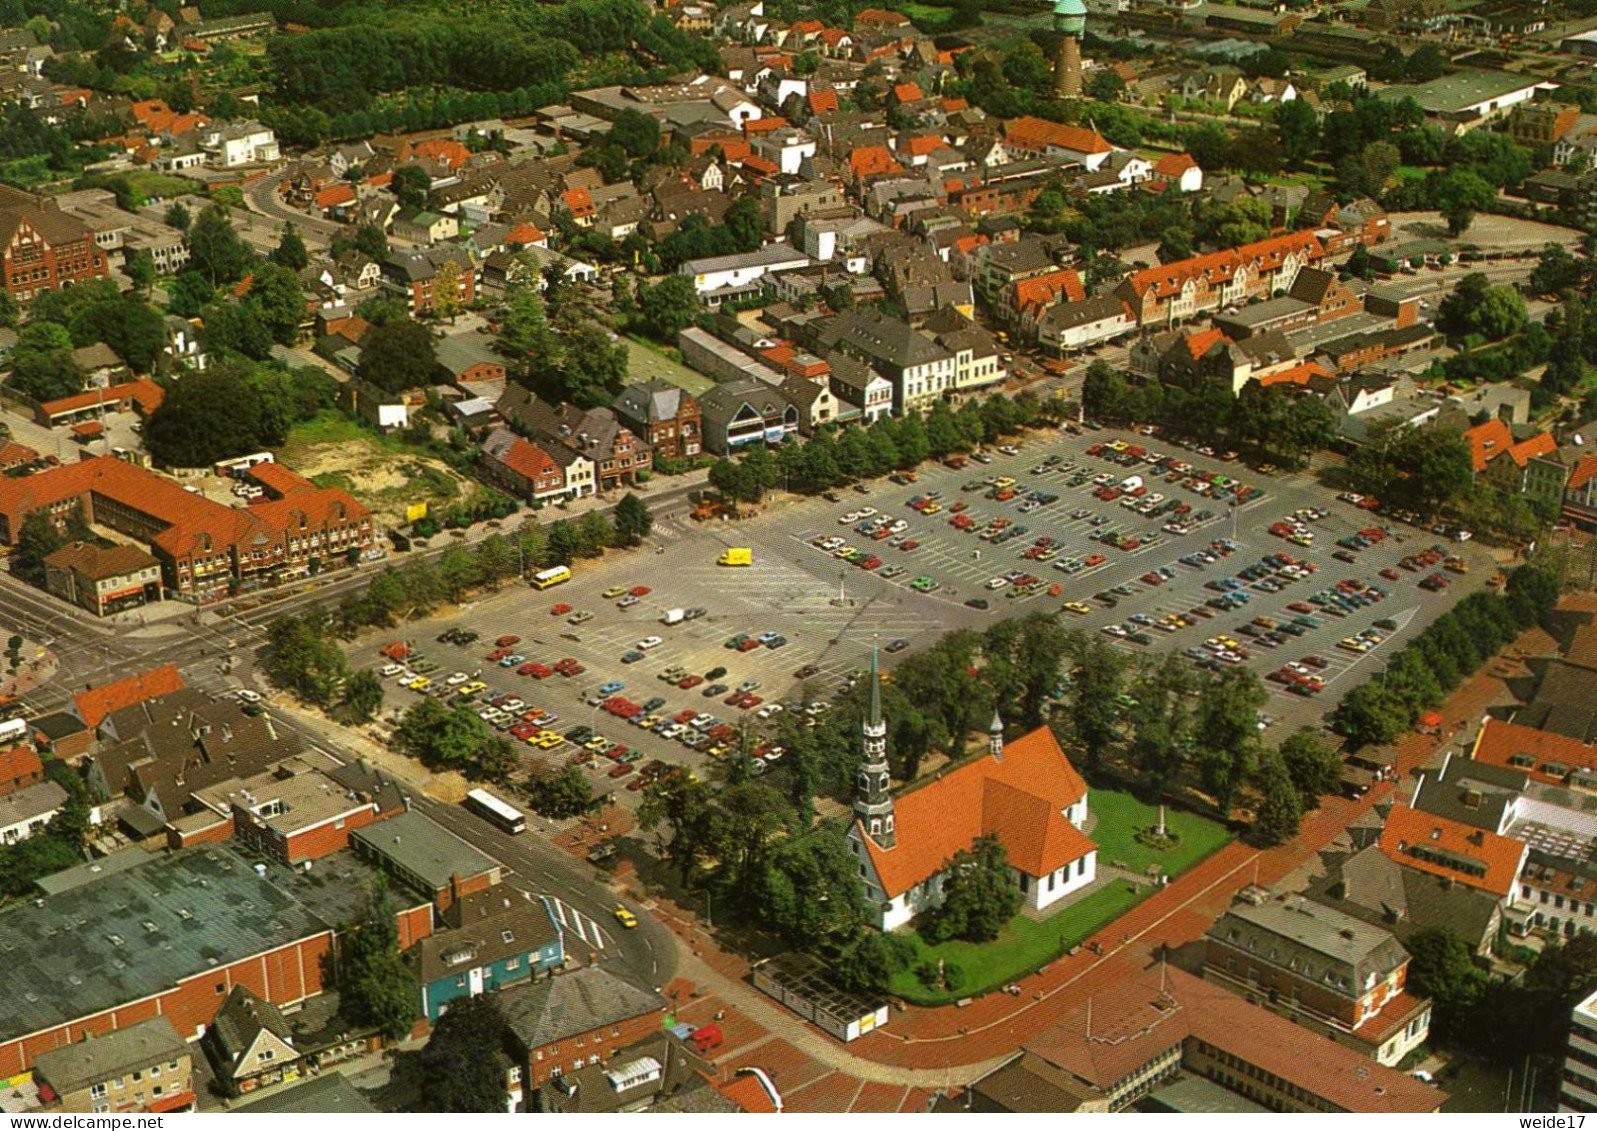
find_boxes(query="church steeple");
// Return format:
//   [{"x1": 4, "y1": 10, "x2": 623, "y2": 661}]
[
  {"x1": 855, "y1": 645, "x2": 895, "y2": 848},
  {"x1": 989, "y1": 711, "x2": 1005, "y2": 759}
]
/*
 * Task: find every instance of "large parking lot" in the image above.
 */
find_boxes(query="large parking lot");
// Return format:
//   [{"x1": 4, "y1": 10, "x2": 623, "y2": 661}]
[{"x1": 358, "y1": 423, "x2": 1494, "y2": 801}]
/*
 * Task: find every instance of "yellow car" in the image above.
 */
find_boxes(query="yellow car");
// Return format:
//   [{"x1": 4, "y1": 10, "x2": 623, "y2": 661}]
[
  {"x1": 585, "y1": 736, "x2": 609, "y2": 752},
  {"x1": 922, "y1": 503, "x2": 942, "y2": 515},
  {"x1": 603, "y1": 585, "x2": 629, "y2": 598},
  {"x1": 459, "y1": 680, "x2": 487, "y2": 696},
  {"x1": 614, "y1": 906, "x2": 639, "y2": 929},
  {"x1": 536, "y1": 731, "x2": 564, "y2": 749},
  {"x1": 409, "y1": 677, "x2": 431, "y2": 692},
  {"x1": 1063, "y1": 601, "x2": 1091, "y2": 615}
]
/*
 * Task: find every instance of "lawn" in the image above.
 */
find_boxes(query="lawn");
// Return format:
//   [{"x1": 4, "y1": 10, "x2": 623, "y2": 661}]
[
  {"x1": 1087, "y1": 788, "x2": 1232, "y2": 877},
  {"x1": 277, "y1": 411, "x2": 476, "y2": 527},
  {"x1": 887, "y1": 881, "x2": 1145, "y2": 1004},
  {"x1": 623, "y1": 337, "x2": 713, "y2": 395},
  {"x1": 883, "y1": 791, "x2": 1230, "y2": 1006}
]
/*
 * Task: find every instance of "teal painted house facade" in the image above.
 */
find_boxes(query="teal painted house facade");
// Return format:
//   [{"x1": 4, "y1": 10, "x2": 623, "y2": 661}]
[{"x1": 412, "y1": 888, "x2": 565, "y2": 1021}]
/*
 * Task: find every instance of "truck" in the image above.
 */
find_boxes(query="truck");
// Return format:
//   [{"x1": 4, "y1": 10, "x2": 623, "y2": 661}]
[
  {"x1": 661, "y1": 608, "x2": 686, "y2": 626},
  {"x1": 718, "y1": 547, "x2": 752, "y2": 567}
]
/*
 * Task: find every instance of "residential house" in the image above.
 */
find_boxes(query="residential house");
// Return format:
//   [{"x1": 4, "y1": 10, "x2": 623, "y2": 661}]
[
  {"x1": 612, "y1": 380, "x2": 702, "y2": 462},
  {"x1": 411, "y1": 887, "x2": 565, "y2": 1022},
  {"x1": 813, "y1": 307, "x2": 956, "y2": 414},
  {"x1": 202, "y1": 986, "x2": 301, "y2": 1097},
  {"x1": 0, "y1": 745, "x2": 43, "y2": 797},
  {"x1": 199, "y1": 121, "x2": 278, "y2": 168},
  {"x1": 494, "y1": 387, "x2": 651, "y2": 491},
  {"x1": 42, "y1": 541, "x2": 162, "y2": 617},
  {"x1": 1000, "y1": 117, "x2": 1114, "y2": 171},
  {"x1": 922, "y1": 307, "x2": 1005, "y2": 394},
  {"x1": 1037, "y1": 295, "x2": 1137, "y2": 354},
  {"x1": 32, "y1": 1017, "x2": 193, "y2": 1114},
  {"x1": 825, "y1": 352, "x2": 894, "y2": 423},
  {"x1": 1204, "y1": 889, "x2": 1432, "y2": 1066},
  {"x1": 392, "y1": 209, "x2": 459, "y2": 245},
  {"x1": 499, "y1": 964, "x2": 667, "y2": 1092},
  {"x1": 0, "y1": 780, "x2": 66, "y2": 844},
  {"x1": 1115, "y1": 231, "x2": 1324, "y2": 327},
  {"x1": 381, "y1": 247, "x2": 476, "y2": 317},
  {"x1": 435, "y1": 332, "x2": 506, "y2": 387},
  {"x1": 679, "y1": 242, "x2": 810, "y2": 304},
  {"x1": 480, "y1": 429, "x2": 572, "y2": 504}
]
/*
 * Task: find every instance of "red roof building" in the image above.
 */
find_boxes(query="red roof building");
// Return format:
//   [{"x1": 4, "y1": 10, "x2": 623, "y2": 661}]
[
  {"x1": 1378, "y1": 803, "x2": 1527, "y2": 899},
  {"x1": 847, "y1": 694, "x2": 1097, "y2": 930},
  {"x1": 1469, "y1": 716, "x2": 1597, "y2": 789},
  {"x1": 73, "y1": 664, "x2": 186, "y2": 729},
  {"x1": 1001, "y1": 116, "x2": 1114, "y2": 162},
  {"x1": 0, "y1": 745, "x2": 44, "y2": 798},
  {"x1": 1115, "y1": 230, "x2": 1324, "y2": 326}
]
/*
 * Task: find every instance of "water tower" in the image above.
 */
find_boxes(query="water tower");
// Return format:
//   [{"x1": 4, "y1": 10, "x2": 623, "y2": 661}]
[{"x1": 1053, "y1": 0, "x2": 1087, "y2": 99}]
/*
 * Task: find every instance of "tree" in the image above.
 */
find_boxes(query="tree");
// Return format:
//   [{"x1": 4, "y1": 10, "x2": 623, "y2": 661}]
[
  {"x1": 187, "y1": 204, "x2": 250, "y2": 285},
  {"x1": 433, "y1": 257, "x2": 464, "y2": 324},
  {"x1": 1433, "y1": 169, "x2": 1494, "y2": 237},
  {"x1": 392, "y1": 164, "x2": 431, "y2": 211},
  {"x1": 497, "y1": 281, "x2": 560, "y2": 380},
  {"x1": 613, "y1": 492, "x2": 653, "y2": 547},
  {"x1": 1355, "y1": 140, "x2": 1400, "y2": 197},
  {"x1": 164, "y1": 201, "x2": 190, "y2": 232},
  {"x1": 395, "y1": 699, "x2": 516, "y2": 780},
  {"x1": 1530, "y1": 242, "x2": 1585, "y2": 297},
  {"x1": 609, "y1": 107, "x2": 661, "y2": 159},
  {"x1": 1065, "y1": 633, "x2": 1125, "y2": 772},
  {"x1": 358, "y1": 319, "x2": 438, "y2": 393},
  {"x1": 339, "y1": 668, "x2": 385, "y2": 724},
  {"x1": 526, "y1": 765, "x2": 593, "y2": 819},
  {"x1": 1251, "y1": 749, "x2": 1301, "y2": 846},
  {"x1": 146, "y1": 365, "x2": 270, "y2": 467},
  {"x1": 354, "y1": 223, "x2": 389, "y2": 259},
  {"x1": 272, "y1": 223, "x2": 309, "y2": 271},
  {"x1": 12, "y1": 502, "x2": 89, "y2": 584},
  {"x1": 7, "y1": 321, "x2": 81, "y2": 403},
  {"x1": 1157, "y1": 226, "x2": 1193, "y2": 265},
  {"x1": 635, "y1": 275, "x2": 700, "y2": 343},
  {"x1": 1273, "y1": 98, "x2": 1320, "y2": 170},
  {"x1": 412, "y1": 995, "x2": 509, "y2": 1112},
  {"x1": 1088, "y1": 69, "x2": 1125, "y2": 103},
  {"x1": 833, "y1": 932, "x2": 913, "y2": 995},
  {"x1": 123, "y1": 247, "x2": 157, "y2": 294},
  {"x1": 1196, "y1": 667, "x2": 1267, "y2": 813},
  {"x1": 922, "y1": 835, "x2": 1021, "y2": 943},
  {"x1": 1278, "y1": 728, "x2": 1341, "y2": 800},
  {"x1": 166, "y1": 270, "x2": 215, "y2": 318},
  {"x1": 333, "y1": 886, "x2": 418, "y2": 1040},
  {"x1": 759, "y1": 830, "x2": 866, "y2": 949},
  {"x1": 264, "y1": 613, "x2": 351, "y2": 706},
  {"x1": 246, "y1": 262, "x2": 311, "y2": 347}
]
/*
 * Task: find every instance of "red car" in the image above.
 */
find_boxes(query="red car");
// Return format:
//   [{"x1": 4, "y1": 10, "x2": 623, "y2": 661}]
[
  {"x1": 518, "y1": 662, "x2": 552, "y2": 678},
  {"x1": 736, "y1": 638, "x2": 761, "y2": 652},
  {"x1": 679, "y1": 674, "x2": 705, "y2": 688},
  {"x1": 860, "y1": 556, "x2": 882, "y2": 570},
  {"x1": 511, "y1": 722, "x2": 539, "y2": 740},
  {"x1": 1083, "y1": 554, "x2": 1106, "y2": 568},
  {"x1": 630, "y1": 585, "x2": 652, "y2": 597},
  {"x1": 550, "y1": 604, "x2": 572, "y2": 616},
  {"x1": 495, "y1": 634, "x2": 521, "y2": 647},
  {"x1": 486, "y1": 648, "x2": 511, "y2": 662},
  {"x1": 900, "y1": 539, "x2": 920, "y2": 550},
  {"x1": 674, "y1": 709, "x2": 697, "y2": 724},
  {"x1": 607, "y1": 763, "x2": 635, "y2": 779}
]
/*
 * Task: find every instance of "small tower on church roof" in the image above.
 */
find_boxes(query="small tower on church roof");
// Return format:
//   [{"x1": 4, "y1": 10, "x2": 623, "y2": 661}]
[
  {"x1": 854, "y1": 645, "x2": 895, "y2": 849},
  {"x1": 989, "y1": 711, "x2": 1005, "y2": 759}
]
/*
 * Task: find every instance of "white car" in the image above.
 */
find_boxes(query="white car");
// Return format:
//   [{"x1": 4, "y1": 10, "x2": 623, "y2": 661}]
[
  {"x1": 839, "y1": 511, "x2": 860, "y2": 524},
  {"x1": 234, "y1": 689, "x2": 262, "y2": 704},
  {"x1": 986, "y1": 577, "x2": 1009, "y2": 590},
  {"x1": 856, "y1": 506, "x2": 877, "y2": 518},
  {"x1": 380, "y1": 663, "x2": 403, "y2": 678},
  {"x1": 757, "y1": 703, "x2": 784, "y2": 720},
  {"x1": 636, "y1": 636, "x2": 663, "y2": 650},
  {"x1": 446, "y1": 671, "x2": 470, "y2": 686},
  {"x1": 889, "y1": 519, "x2": 909, "y2": 534}
]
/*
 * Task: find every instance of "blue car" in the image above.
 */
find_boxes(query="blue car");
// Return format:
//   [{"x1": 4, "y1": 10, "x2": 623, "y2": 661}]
[
  {"x1": 599, "y1": 680, "x2": 625, "y2": 694},
  {"x1": 621, "y1": 651, "x2": 645, "y2": 664}
]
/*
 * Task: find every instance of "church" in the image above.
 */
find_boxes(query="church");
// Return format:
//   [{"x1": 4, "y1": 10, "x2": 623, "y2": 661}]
[{"x1": 845, "y1": 650, "x2": 1100, "y2": 932}]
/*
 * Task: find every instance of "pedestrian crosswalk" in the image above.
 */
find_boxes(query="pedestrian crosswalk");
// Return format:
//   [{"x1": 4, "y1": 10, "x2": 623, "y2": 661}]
[{"x1": 547, "y1": 895, "x2": 609, "y2": 950}]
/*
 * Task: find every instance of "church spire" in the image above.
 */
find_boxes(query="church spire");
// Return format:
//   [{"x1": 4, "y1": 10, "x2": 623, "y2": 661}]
[
  {"x1": 855, "y1": 644, "x2": 895, "y2": 849},
  {"x1": 989, "y1": 711, "x2": 1005, "y2": 759}
]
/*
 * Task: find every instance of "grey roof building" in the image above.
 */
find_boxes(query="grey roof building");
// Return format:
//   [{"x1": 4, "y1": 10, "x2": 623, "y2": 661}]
[
  {"x1": 1208, "y1": 893, "x2": 1410, "y2": 993},
  {"x1": 1306, "y1": 843, "x2": 1505, "y2": 956},
  {"x1": 349, "y1": 809, "x2": 500, "y2": 901},
  {"x1": 499, "y1": 963, "x2": 665, "y2": 1050},
  {"x1": 32, "y1": 1016, "x2": 187, "y2": 1098},
  {"x1": 231, "y1": 1073, "x2": 378, "y2": 1113},
  {"x1": 0, "y1": 846, "x2": 334, "y2": 1049}
]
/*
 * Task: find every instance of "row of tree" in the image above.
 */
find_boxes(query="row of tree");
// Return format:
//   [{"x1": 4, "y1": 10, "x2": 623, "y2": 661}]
[
  {"x1": 1083, "y1": 362, "x2": 1337, "y2": 471},
  {"x1": 707, "y1": 391, "x2": 1068, "y2": 503},
  {"x1": 1333, "y1": 562, "x2": 1561, "y2": 747}
]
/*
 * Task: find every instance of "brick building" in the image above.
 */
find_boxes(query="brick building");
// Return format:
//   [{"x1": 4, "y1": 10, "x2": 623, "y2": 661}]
[
  {"x1": 499, "y1": 964, "x2": 666, "y2": 1091},
  {"x1": 0, "y1": 457, "x2": 373, "y2": 602},
  {"x1": 612, "y1": 380, "x2": 703, "y2": 462},
  {"x1": 1204, "y1": 889, "x2": 1431, "y2": 1065},
  {"x1": 1115, "y1": 231, "x2": 1324, "y2": 327},
  {"x1": 1, "y1": 202, "x2": 109, "y2": 303},
  {"x1": 480, "y1": 429, "x2": 571, "y2": 505},
  {"x1": 0, "y1": 744, "x2": 44, "y2": 796},
  {"x1": 42, "y1": 542, "x2": 163, "y2": 617}
]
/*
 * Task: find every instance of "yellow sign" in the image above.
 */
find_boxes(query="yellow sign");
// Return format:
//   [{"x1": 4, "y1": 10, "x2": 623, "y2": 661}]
[{"x1": 406, "y1": 502, "x2": 429, "y2": 523}]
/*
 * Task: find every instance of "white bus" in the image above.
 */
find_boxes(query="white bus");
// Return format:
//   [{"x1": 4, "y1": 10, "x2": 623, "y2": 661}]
[
  {"x1": 0, "y1": 717, "x2": 27, "y2": 746},
  {"x1": 531, "y1": 565, "x2": 572, "y2": 591},
  {"x1": 465, "y1": 788, "x2": 526, "y2": 834}
]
